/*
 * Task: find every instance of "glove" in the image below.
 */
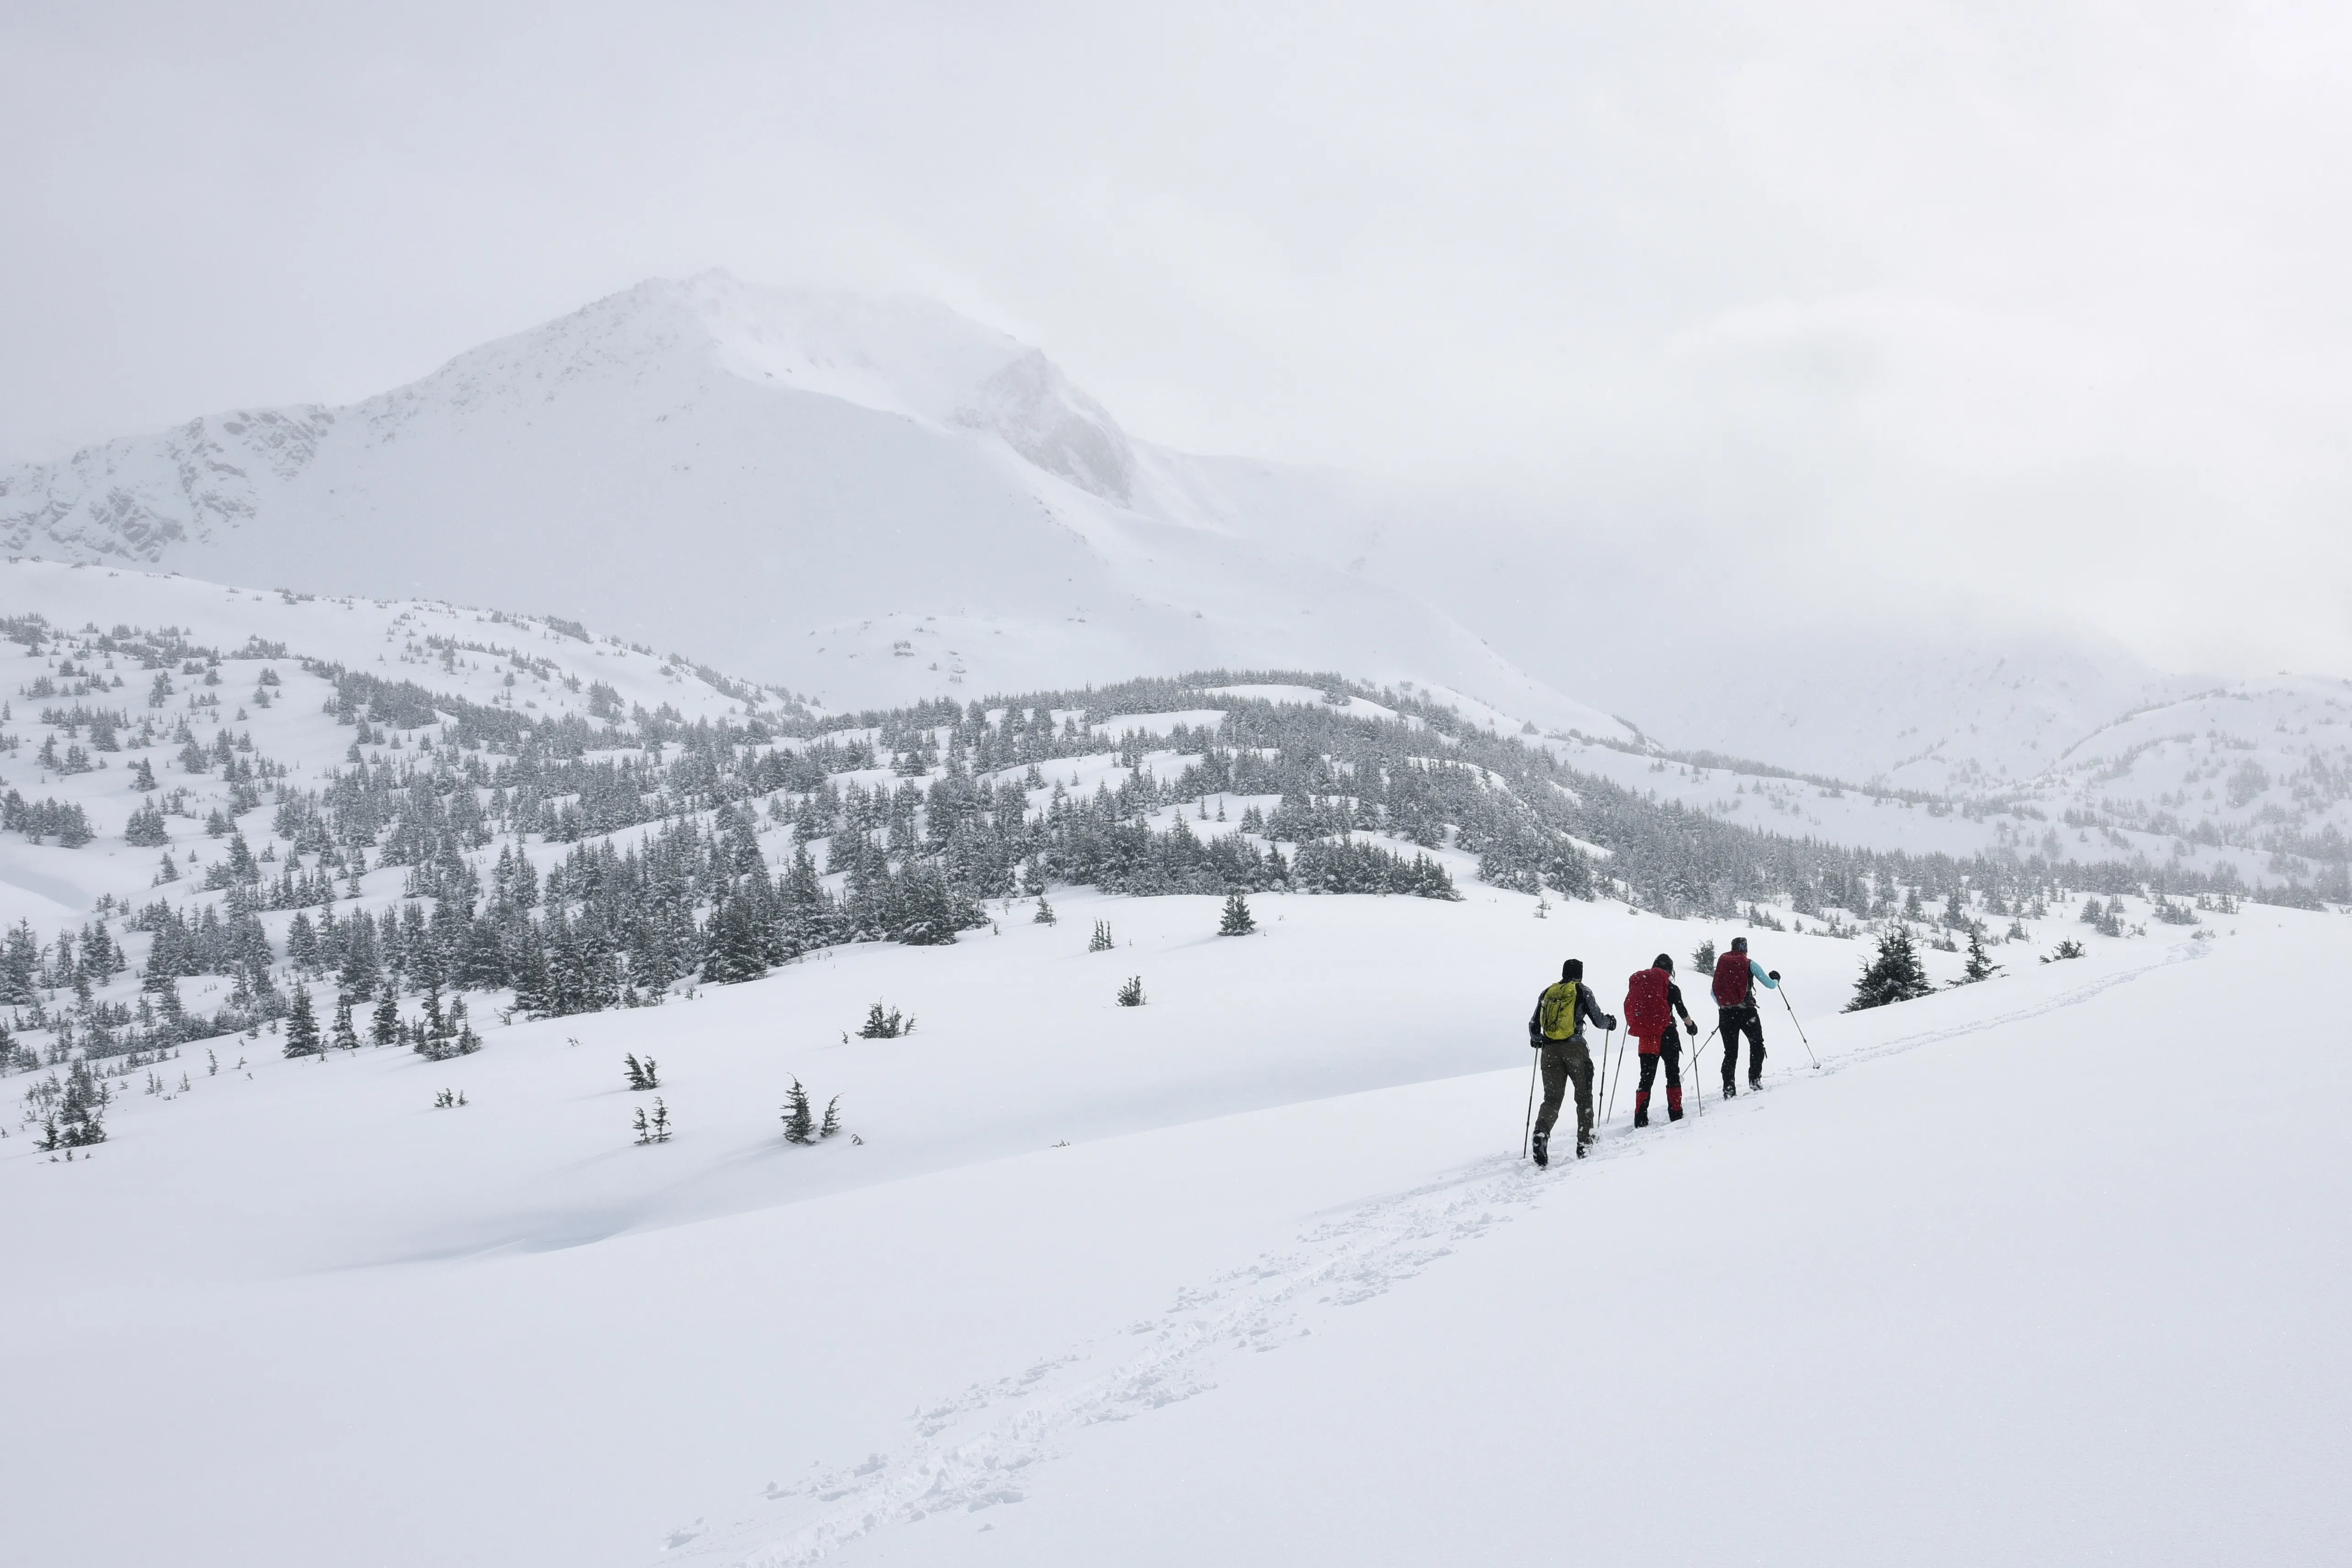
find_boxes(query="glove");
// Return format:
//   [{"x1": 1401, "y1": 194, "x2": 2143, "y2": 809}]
[
  {"x1": 1604, "y1": 1015, "x2": 1620, "y2": 1032},
  {"x1": 1768, "y1": 970, "x2": 1781, "y2": 981}
]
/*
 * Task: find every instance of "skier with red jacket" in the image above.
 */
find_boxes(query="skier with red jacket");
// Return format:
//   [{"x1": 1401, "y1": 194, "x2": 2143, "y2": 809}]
[
  {"x1": 1624, "y1": 954, "x2": 1699, "y2": 1127},
  {"x1": 1711, "y1": 936, "x2": 1780, "y2": 1094}
]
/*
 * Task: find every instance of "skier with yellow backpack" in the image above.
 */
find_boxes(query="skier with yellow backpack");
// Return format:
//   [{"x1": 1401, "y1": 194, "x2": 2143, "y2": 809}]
[{"x1": 1526, "y1": 959, "x2": 1618, "y2": 1166}]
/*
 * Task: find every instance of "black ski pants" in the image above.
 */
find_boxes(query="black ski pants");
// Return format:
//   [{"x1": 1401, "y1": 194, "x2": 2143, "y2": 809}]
[
  {"x1": 1533, "y1": 1037, "x2": 1595, "y2": 1149},
  {"x1": 1719, "y1": 1005, "x2": 1765, "y2": 1084},
  {"x1": 1637, "y1": 1034, "x2": 1683, "y2": 1094}
]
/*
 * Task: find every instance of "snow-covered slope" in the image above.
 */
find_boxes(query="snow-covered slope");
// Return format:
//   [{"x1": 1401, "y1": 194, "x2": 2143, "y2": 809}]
[
  {"x1": 5, "y1": 868, "x2": 2340, "y2": 1567},
  {"x1": 0, "y1": 276, "x2": 1622, "y2": 740},
  {"x1": 1601, "y1": 620, "x2": 2187, "y2": 795},
  {"x1": 3, "y1": 559, "x2": 2342, "y2": 1567},
  {"x1": 1986, "y1": 675, "x2": 2352, "y2": 887}
]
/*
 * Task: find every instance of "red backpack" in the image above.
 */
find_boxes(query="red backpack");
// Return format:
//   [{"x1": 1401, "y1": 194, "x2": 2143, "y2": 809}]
[
  {"x1": 1625, "y1": 967, "x2": 1671, "y2": 1040},
  {"x1": 1712, "y1": 949, "x2": 1752, "y2": 1008}
]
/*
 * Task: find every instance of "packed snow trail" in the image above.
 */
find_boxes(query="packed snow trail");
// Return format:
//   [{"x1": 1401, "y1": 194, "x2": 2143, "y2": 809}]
[
  {"x1": 672, "y1": 1150, "x2": 1538, "y2": 1565},
  {"x1": 666, "y1": 936, "x2": 2212, "y2": 1567}
]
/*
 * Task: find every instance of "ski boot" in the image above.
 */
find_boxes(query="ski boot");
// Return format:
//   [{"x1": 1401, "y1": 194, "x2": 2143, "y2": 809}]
[
  {"x1": 1721, "y1": 1079, "x2": 1737, "y2": 1098},
  {"x1": 1667, "y1": 1088, "x2": 1684, "y2": 1122},
  {"x1": 1531, "y1": 1130, "x2": 1549, "y2": 1169},
  {"x1": 1632, "y1": 1091, "x2": 1650, "y2": 1129}
]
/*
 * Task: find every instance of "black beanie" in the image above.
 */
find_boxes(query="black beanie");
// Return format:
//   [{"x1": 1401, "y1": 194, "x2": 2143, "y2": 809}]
[
  {"x1": 1562, "y1": 959, "x2": 1583, "y2": 980},
  {"x1": 1653, "y1": 953, "x2": 1674, "y2": 972}
]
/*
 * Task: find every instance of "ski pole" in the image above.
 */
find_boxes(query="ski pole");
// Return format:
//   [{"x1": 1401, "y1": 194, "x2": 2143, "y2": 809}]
[
  {"x1": 1590, "y1": 1028, "x2": 1610, "y2": 1133},
  {"x1": 1693, "y1": 1025, "x2": 1719, "y2": 1111},
  {"x1": 1611, "y1": 1032, "x2": 1628, "y2": 1122},
  {"x1": 1523, "y1": 1049, "x2": 1540, "y2": 1159},
  {"x1": 1603, "y1": 1030, "x2": 1626, "y2": 1125},
  {"x1": 1777, "y1": 985, "x2": 1819, "y2": 1070}
]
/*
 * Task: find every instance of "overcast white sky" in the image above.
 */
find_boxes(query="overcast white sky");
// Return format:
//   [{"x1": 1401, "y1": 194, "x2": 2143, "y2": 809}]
[{"x1": 4, "y1": 0, "x2": 2347, "y2": 673}]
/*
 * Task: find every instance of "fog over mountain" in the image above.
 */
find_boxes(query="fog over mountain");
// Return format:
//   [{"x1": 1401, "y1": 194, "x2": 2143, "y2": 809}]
[
  {"x1": 3, "y1": 272, "x2": 2207, "y2": 787},
  {"x1": 3, "y1": 275, "x2": 1637, "y2": 737}
]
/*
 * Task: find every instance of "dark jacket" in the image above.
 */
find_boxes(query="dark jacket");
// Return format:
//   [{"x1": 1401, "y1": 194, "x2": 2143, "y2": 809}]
[
  {"x1": 1656, "y1": 981, "x2": 1697, "y2": 1048},
  {"x1": 1530, "y1": 980, "x2": 1614, "y2": 1045}
]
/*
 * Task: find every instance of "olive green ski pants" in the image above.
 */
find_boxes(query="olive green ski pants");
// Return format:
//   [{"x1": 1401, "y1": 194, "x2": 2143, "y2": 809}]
[{"x1": 1533, "y1": 1037, "x2": 1596, "y2": 1149}]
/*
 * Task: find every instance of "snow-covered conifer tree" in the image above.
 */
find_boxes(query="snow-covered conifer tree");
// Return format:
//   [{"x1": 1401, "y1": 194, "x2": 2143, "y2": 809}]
[
  {"x1": 782, "y1": 1079, "x2": 816, "y2": 1144},
  {"x1": 1845, "y1": 926, "x2": 1933, "y2": 1011},
  {"x1": 1957, "y1": 927, "x2": 2002, "y2": 985},
  {"x1": 283, "y1": 985, "x2": 322, "y2": 1057}
]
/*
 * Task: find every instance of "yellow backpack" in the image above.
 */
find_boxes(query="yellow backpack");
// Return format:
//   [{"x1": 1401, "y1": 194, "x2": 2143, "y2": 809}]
[{"x1": 1538, "y1": 980, "x2": 1580, "y2": 1041}]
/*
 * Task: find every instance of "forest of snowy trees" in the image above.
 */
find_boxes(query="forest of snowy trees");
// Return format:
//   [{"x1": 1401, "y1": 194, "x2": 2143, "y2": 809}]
[{"x1": 0, "y1": 610, "x2": 2324, "y2": 1071}]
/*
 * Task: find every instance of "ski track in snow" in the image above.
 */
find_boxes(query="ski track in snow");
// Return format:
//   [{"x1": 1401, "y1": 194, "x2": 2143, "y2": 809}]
[
  {"x1": 1811, "y1": 938, "x2": 2207, "y2": 1078},
  {"x1": 660, "y1": 941, "x2": 2205, "y2": 1566},
  {"x1": 663, "y1": 1152, "x2": 1537, "y2": 1565}
]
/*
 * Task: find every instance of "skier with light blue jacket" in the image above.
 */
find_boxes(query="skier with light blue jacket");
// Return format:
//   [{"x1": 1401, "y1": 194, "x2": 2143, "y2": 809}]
[{"x1": 1709, "y1": 936, "x2": 1779, "y2": 1094}]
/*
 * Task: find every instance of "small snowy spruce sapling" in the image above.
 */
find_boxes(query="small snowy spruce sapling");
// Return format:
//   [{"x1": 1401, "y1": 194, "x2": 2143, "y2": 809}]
[
  {"x1": 1033, "y1": 895, "x2": 1057, "y2": 926},
  {"x1": 2042, "y1": 938, "x2": 2087, "y2": 964},
  {"x1": 450, "y1": 998, "x2": 481, "y2": 1056},
  {"x1": 1217, "y1": 892, "x2": 1256, "y2": 936},
  {"x1": 1691, "y1": 939, "x2": 1717, "y2": 975},
  {"x1": 624, "y1": 1053, "x2": 660, "y2": 1090},
  {"x1": 856, "y1": 1002, "x2": 910, "y2": 1039},
  {"x1": 332, "y1": 998, "x2": 360, "y2": 1051},
  {"x1": 782, "y1": 1079, "x2": 816, "y2": 1144},
  {"x1": 1844, "y1": 926, "x2": 1934, "y2": 1012},
  {"x1": 1088, "y1": 920, "x2": 1115, "y2": 953},
  {"x1": 819, "y1": 1095, "x2": 841, "y2": 1139},
  {"x1": 1116, "y1": 975, "x2": 1146, "y2": 1007},
  {"x1": 1956, "y1": 927, "x2": 2002, "y2": 985}
]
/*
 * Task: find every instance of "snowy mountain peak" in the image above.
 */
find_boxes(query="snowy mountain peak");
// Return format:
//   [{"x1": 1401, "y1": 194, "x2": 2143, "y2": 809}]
[
  {"x1": 687, "y1": 273, "x2": 1135, "y2": 502},
  {"x1": 0, "y1": 274, "x2": 1594, "y2": 732},
  {"x1": 424, "y1": 272, "x2": 1137, "y2": 501},
  {"x1": 0, "y1": 273, "x2": 1139, "y2": 569}
]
